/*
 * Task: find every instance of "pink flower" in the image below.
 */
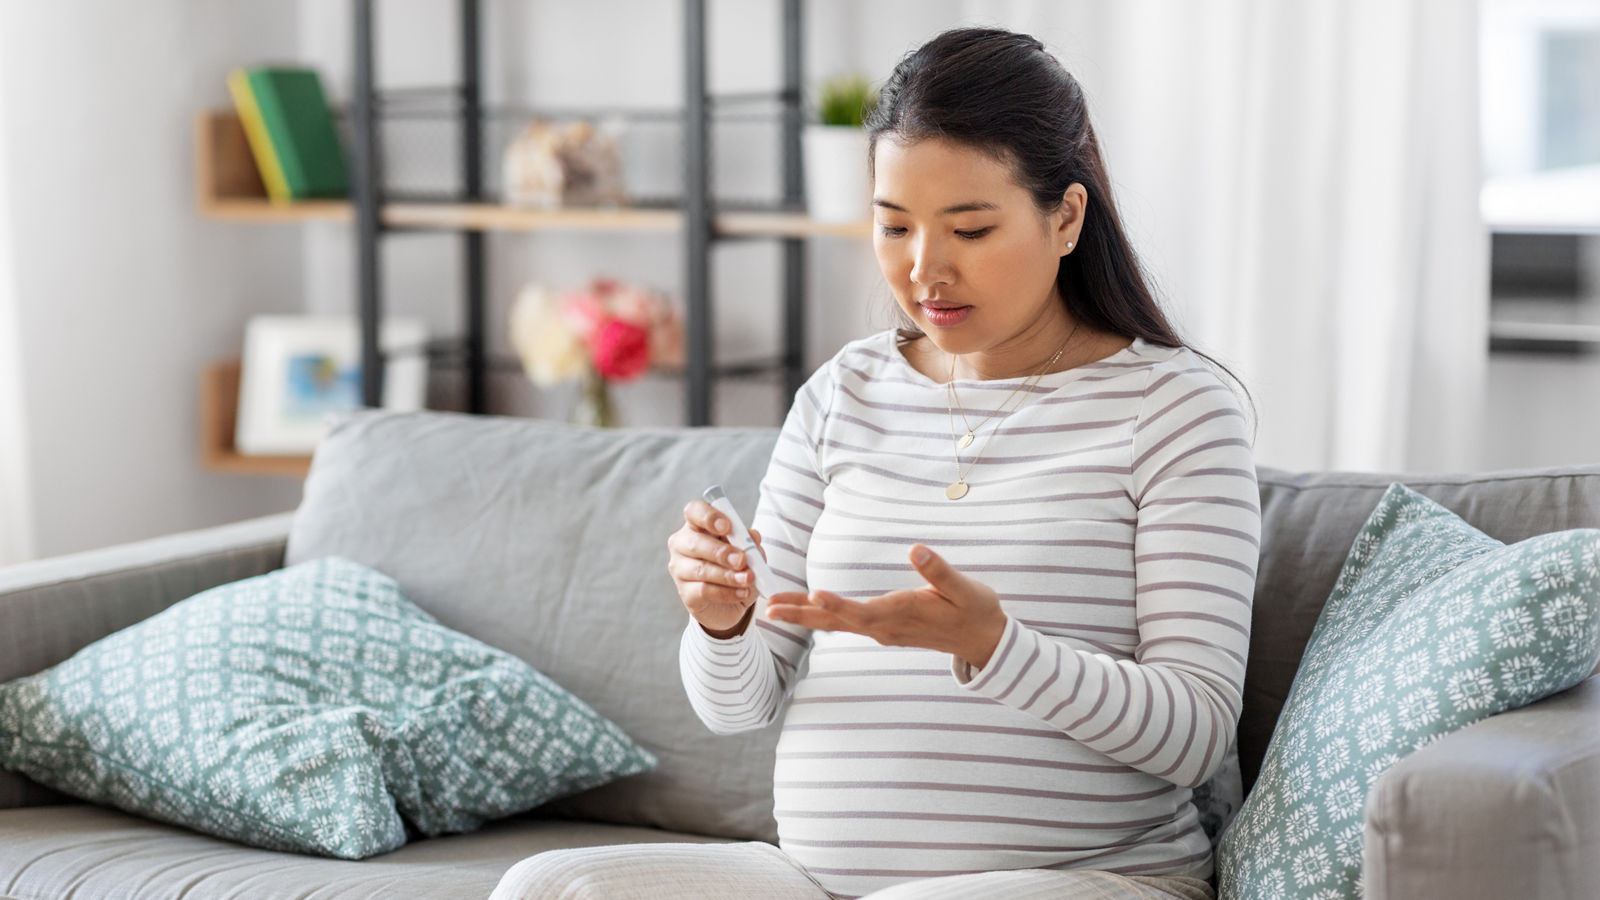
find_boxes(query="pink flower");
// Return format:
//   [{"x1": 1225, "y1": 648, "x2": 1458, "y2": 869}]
[
  {"x1": 559, "y1": 291, "x2": 607, "y2": 341},
  {"x1": 650, "y1": 305, "x2": 685, "y2": 369},
  {"x1": 608, "y1": 285, "x2": 660, "y2": 327},
  {"x1": 587, "y1": 317, "x2": 652, "y2": 381}
]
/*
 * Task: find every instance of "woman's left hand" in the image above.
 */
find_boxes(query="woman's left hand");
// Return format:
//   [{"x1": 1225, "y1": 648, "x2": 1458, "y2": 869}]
[{"x1": 765, "y1": 544, "x2": 1008, "y2": 669}]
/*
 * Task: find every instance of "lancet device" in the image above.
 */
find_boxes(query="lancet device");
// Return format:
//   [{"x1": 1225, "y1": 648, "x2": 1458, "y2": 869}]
[{"x1": 703, "y1": 484, "x2": 780, "y2": 600}]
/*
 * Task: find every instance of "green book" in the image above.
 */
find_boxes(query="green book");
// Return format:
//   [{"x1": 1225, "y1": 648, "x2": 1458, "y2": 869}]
[{"x1": 243, "y1": 67, "x2": 349, "y2": 200}]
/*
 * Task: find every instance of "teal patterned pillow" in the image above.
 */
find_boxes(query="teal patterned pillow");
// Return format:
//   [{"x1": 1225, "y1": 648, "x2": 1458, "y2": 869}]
[
  {"x1": 1217, "y1": 483, "x2": 1600, "y2": 899},
  {"x1": 0, "y1": 556, "x2": 656, "y2": 859}
]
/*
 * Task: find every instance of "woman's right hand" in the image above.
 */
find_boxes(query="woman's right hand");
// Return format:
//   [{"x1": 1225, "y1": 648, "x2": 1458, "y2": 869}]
[{"x1": 667, "y1": 499, "x2": 765, "y2": 637}]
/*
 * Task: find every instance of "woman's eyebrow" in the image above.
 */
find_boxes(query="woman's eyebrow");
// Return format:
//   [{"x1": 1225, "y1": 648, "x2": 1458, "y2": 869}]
[{"x1": 872, "y1": 199, "x2": 1000, "y2": 215}]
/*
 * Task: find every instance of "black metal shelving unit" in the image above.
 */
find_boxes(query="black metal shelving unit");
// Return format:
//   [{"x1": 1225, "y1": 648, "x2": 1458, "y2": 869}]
[{"x1": 348, "y1": 0, "x2": 808, "y2": 426}]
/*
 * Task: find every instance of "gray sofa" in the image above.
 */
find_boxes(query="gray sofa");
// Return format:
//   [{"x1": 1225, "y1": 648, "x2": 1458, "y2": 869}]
[{"x1": 2, "y1": 409, "x2": 1598, "y2": 900}]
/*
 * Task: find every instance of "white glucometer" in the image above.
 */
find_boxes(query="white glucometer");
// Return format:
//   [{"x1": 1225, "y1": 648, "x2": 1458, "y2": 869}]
[{"x1": 703, "y1": 484, "x2": 781, "y2": 600}]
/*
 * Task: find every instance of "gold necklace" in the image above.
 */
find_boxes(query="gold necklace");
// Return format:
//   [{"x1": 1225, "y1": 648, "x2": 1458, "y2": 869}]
[
  {"x1": 942, "y1": 324, "x2": 1079, "y2": 500},
  {"x1": 945, "y1": 321, "x2": 1081, "y2": 448}
]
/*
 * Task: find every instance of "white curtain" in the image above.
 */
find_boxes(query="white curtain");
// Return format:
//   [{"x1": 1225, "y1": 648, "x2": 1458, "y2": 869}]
[
  {"x1": 880, "y1": 0, "x2": 1489, "y2": 474},
  {"x1": 0, "y1": 305, "x2": 30, "y2": 568},
  {"x1": 0, "y1": 20, "x2": 35, "y2": 568}
]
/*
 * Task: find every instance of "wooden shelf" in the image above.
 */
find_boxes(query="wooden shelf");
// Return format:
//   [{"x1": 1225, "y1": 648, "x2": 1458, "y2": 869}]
[
  {"x1": 386, "y1": 201, "x2": 683, "y2": 233},
  {"x1": 198, "y1": 358, "x2": 313, "y2": 478},
  {"x1": 193, "y1": 110, "x2": 872, "y2": 239},
  {"x1": 717, "y1": 210, "x2": 872, "y2": 239}
]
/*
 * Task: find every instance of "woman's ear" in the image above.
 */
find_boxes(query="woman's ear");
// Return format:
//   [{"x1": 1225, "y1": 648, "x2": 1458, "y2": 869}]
[{"x1": 1056, "y1": 183, "x2": 1087, "y2": 255}]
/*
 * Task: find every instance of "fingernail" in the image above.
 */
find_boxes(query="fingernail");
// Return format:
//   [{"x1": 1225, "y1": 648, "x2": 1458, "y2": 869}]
[
  {"x1": 912, "y1": 546, "x2": 932, "y2": 564},
  {"x1": 737, "y1": 588, "x2": 750, "y2": 598},
  {"x1": 736, "y1": 571, "x2": 750, "y2": 583},
  {"x1": 716, "y1": 518, "x2": 728, "y2": 534},
  {"x1": 729, "y1": 552, "x2": 743, "y2": 567}
]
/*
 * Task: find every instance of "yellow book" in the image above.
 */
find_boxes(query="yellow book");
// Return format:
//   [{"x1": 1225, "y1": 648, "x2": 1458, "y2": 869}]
[{"x1": 227, "y1": 67, "x2": 291, "y2": 204}]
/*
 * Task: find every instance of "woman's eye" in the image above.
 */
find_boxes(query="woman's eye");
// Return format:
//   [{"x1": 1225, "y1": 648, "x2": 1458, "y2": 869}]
[
  {"x1": 956, "y1": 228, "x2": 993, "y2": 240},
  {"x1": 878, "y1": 225, "x2": 907, "y2": 237}
]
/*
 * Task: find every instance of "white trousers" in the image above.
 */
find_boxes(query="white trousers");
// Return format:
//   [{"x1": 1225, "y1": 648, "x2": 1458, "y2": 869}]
[{"x1": 489, "y1": 840, "x2": 1216, "y2": 900}]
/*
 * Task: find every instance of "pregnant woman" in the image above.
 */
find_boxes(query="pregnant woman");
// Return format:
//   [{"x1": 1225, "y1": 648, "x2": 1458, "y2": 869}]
[{"x1": 495, "y1": 25, "x2": 1260, "y2": 900}]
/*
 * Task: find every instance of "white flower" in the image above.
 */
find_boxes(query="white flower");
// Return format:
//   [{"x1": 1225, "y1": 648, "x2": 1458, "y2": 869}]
[
  {"x1": 1366, "y1": 750, "x2": 1401, "y2": 783},
  {"x1": 1438, "y1": 584, "x2": 1489, "y2": 623},
  {"x1": 1393, "y1": 616, "x2": 1430, "y2": 651},
  {"x1": 1316, "y1": 737, "x2": 1351, "y2": 774},
  {"x1": 1498, "y1": 654, "x2": 1544, "y2": 699},
  {"x1": 1542, "y1": 593, "x2": 1592, "y2": 640},
  {"x1": 1488, "y1": 607, "x2": 1536, "y2": 648},
  {"x1": 1354, "y1": 649, "x2": 1387, "y2": 680},
  {"x1": 1395, "y1": 501, "x2": 1429, "y2": 525},
  {"x1": 1292, "y1": 844, "x2": 1333, "y2": 888},
  {"x1": 1284, "y1": 806, "x2": 1319, "y2": 846},
  {"x1": 1392, "y1": 648, "x2": 1432, "y2": 689},
  {"x1": 1285, "y1": 762, "x2": 1316, "y2": 804},
  {"x1": 1351, "y1": 532, "x2": 1382, "y2": 563},
  {"x1": 1356, "y1": 710, "x2": 1393, "y2": 755},
  {"x1": 1437, "y1": 628, "x2": 1480, "y2": 668},
  {"x1": 1397, "y1": 687, "x2": 1439, "y2": 732},
  {"x1": 509, "y1": 282, "x2": 590, "y2": 386},
  {"x1": 1324, "y1": 777, "x2": 1364, "y2": 820},
  {"x1": 1313, "y1": 698, "x2": 1348, "y2": 741},
  {"x1": 1446, "y1": 667, "x2": 1496, "y2": 712},
  {"x1": 1531, "y1": 554, "x2": 1573, "y2": 592},
  {"x1": 1350, "y1": 676, "x2": 1386, "y2": 714},
  {"x1": 1334, "y1": 822, "x2": 1365, "y2": 868},
  {"x1": 1579, "y1": 544, "x2": 1599, "y2": 579}
]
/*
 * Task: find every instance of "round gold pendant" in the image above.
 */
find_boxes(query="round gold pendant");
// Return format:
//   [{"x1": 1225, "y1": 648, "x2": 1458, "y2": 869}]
[
  {"x1": 945, "y1": 481, "x2": 969, "y2": 500},
  {"x1": 958, "y1": 432, "x2": 974, "y2": 449}
]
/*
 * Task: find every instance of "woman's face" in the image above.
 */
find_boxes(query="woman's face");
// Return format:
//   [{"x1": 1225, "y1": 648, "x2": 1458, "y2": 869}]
[{"x1": 871, "y1": 136, "x2": 1083, "y2": 364}]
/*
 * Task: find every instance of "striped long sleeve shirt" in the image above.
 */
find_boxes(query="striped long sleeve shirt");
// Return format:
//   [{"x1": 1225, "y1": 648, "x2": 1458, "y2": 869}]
[{"x1": 679, "y1": 329, "x2": 1261, "y2": 899}]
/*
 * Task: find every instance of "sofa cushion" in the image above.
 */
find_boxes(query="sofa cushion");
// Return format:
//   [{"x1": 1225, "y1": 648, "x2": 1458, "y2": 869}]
[
  {"x1": 1217, "y1": 482, "x2": 1600, "y2": 899},
  {"x1": 1244, "y1": 463, "x2": 1600, "y2": 790},
  {"x1": 285, "y1": 410, "x2": 785, "y2": 843},
  {"x1": 0, "y1": 803, "x2": 730, "y2": 900},
  {"x1": 0, "y1": 555, "x2": 655, "y2": 859}
]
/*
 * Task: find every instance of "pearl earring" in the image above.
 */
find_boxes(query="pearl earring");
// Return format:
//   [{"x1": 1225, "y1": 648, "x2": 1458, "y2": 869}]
[{"x1": 1066, "y1": 242, "x2": 1074, "y2": 250}]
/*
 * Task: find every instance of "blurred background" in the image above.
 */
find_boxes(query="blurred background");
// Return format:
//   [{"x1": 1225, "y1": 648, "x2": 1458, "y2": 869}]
[{"x1": 0, "y1": 0, "x2": 1596, "y2": 565}]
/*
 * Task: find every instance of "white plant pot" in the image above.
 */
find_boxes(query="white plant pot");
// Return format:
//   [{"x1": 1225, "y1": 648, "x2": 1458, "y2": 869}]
[{"x1": 803, "y1": 125, "x2": 870, "y2": 225}]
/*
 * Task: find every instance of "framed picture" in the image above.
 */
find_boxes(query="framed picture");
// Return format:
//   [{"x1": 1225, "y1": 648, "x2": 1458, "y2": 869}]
[{"x1": 235, "y1": 315, "x2": 429, "y2": 456}]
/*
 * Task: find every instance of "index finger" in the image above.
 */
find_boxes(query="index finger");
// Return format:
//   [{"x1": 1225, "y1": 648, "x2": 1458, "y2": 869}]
[{"x1": 683, "y1": 498, "x2": 730, "y2": 536}]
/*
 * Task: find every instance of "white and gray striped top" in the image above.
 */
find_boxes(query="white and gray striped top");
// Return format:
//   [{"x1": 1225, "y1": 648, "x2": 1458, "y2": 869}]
[{"x1": 680, "y1": 329, "x2": 1261, "y2": 899}]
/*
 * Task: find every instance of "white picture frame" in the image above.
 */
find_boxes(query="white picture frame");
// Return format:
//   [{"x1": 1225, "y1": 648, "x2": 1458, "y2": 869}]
[{"x1": 235, "y1": 315, "x2": 429, "y2": 456}]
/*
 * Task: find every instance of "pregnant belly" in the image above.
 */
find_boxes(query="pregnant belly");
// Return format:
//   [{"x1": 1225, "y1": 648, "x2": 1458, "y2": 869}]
[{"x1": 771, "y1": 641, "x2": 1195, "y2": 897}]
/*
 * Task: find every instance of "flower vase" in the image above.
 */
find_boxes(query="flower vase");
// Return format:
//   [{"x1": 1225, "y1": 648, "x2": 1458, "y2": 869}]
[{"x1": 572, "y1": 369, "x2": 617, "y2": 428}]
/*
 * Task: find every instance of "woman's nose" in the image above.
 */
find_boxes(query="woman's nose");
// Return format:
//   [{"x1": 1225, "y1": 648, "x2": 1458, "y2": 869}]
[{"x1": 909, "y1": 240, "x2": 952, "y2": 286}]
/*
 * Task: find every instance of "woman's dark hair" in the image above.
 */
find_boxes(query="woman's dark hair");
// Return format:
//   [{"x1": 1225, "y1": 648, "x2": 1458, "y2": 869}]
[{"x1": 865, "y1": 26, "x2": 1257, "y2": 439}]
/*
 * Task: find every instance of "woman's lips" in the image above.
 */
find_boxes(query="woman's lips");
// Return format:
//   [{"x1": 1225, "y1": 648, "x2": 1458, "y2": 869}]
[{"x1": 920, "y1": 302, "x2": 972, "y2": 327}]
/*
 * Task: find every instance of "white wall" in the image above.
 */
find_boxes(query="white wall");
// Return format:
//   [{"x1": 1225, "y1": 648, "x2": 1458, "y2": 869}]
[
  {"x1": 1, "y1": 0, "x2": 1591, "y2": 563},
  {"x1": 0, "y1": 1, "x2": 307, "y2": 560}
]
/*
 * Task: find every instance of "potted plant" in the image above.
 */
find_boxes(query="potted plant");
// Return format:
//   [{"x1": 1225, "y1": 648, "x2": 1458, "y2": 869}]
[{"x1": 803, "y1": 74, "x2": 879, "y2": 225}]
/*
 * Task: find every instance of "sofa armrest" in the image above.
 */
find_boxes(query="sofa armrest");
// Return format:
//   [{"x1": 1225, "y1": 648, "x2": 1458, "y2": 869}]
[
  {"x1": 1363, "y1": 675, "x2": 1600, "y2": 900},
  {"x1": 0, "y1": 511, "x2": 293, "y2": 810}
]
